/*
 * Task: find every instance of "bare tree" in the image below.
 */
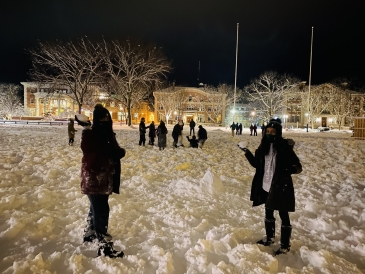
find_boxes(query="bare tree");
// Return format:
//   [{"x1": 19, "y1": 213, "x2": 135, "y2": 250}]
[
  {"x1": 154, "y1": 87, "x2": 188, "y2": 124},
  {"x1": 190, "y1": 85, "x2": 229, "y2": 124},
  {"x1": 328, "y1": 83, "x2": 359, "y2": 130},
  {"x1": 300, "y1": 85, "x2": 335, "y2": 129},
  {"x1": 0, "y1": 83, "x2": 25, "y2": 119},
  {"x1": 28, "y1": 37, "x2": 104, "y2": 114},
  {"x1": 244, "y1": 71, "x2": 300, "y2": 121},
  {"x1": 100, "y1": 39, "x2": 171, "y2": 126}
]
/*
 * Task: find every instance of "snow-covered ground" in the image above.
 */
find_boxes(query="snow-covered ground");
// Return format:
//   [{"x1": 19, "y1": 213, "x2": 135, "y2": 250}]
[{"x1": 0, "y1": 123, "x2": 364, "y2": 274}]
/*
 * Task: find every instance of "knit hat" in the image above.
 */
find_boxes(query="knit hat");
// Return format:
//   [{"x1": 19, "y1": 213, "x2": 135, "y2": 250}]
[
  {"x1": 266, "y1": 118, "x2": 282, "y2": 136},
  {"x1": 93, "y1": 104, "x2": 111, "y2": 125},
  {"x1": 198, "y1": 125, "x2": 202, "y2": 128}
]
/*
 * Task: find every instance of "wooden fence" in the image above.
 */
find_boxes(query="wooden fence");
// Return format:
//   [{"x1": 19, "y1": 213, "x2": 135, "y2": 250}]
[{"x1": 353, "y1": 118, "x2": 365, "y2": 140}]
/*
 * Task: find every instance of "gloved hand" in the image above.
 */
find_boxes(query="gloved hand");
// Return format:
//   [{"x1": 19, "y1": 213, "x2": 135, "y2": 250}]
[
  {"x1": 237, "y1": 141, "x2": 248, "y2": 153},
  {"x1": 239, "y1": 147, "x2": 248, "y2": 153},
  {"x1": 75, "y1": 114, "x2": 91, "y2": 127},
  {"x1": 285, "y1": 165, "x2": 297, "y2": 174}
]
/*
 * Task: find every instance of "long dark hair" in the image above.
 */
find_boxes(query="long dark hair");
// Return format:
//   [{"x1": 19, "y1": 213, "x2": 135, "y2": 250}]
[
  {"x1": 259, "y1": 133, "x2": 283, "y2": 155},
  {"x1": 158, "y1": 121, "x2": 168, "y2": 134}
]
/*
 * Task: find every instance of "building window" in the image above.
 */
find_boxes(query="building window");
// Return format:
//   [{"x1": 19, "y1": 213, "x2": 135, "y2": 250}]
[
  {"x1": 158, "y1": 105, "x2": 164, "y2": 110},
  {"x1": 188, "y1": 95, "x2": 192, "y2": 101},
  {"x1": 187, "y1": 106, "x2": 194, "y2": 110},
  {"x1": 30, "y1": 98, "x2": 35, "y2": 104},
  {"x1": 30, "y1": 88, "x2": 37, "y2": 93},
  {"x1": 40, "y1": 99, "x2": 44, "y2": 104},
  {"x1": 110, "y1": 101, "x2": 115, "y2": 107}
]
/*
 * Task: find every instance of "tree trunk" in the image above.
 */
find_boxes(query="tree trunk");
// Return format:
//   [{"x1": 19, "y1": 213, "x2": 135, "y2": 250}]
[
  {"x1": 127, "y1": 100, "x2": 132, "y2": 126},
  {"x1": 78, "y1": 104, "x2": 82, "y2": 114}
]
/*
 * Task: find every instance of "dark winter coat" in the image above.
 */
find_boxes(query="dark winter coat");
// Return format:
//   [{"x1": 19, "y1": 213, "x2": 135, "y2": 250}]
[
  {"x1": 139, "y1": 121, "x2": 149, "y2": 134},
  {"x1": 172, "y1": 124, "x2": 182, "y2": 138},
  {"x1": 68, "y1": 121, "x2": 76, "y2": 138},
  {"x1": 186, "y1": 137, "x2": 199, "y2": 148},
  {"x1": 190, "y1": 120, "x2": 196, "y2": 128},
  {"x1": 81, "y1": 128, "x2": 125, "y2": 195},
  {"x1": 197, "y1": 127, "x2": 207, "y2": 140},
  {"x1": 244, "y1": 138, "x2": 302, "y2": 212},
  {"x1": 230, "y1": 123, "x2": 236, "y2": 130},
  {"x1": 157, "y1": 124, "x2": 168, "y2": 148},
  {"x1": 149, "y1": 123, "x2": 156, "y2": 138}
]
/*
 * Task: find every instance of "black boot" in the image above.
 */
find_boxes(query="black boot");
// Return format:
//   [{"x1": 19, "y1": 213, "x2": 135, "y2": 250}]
[
  {"x1": 97, "y1": 240, "x2": 124, "y2": 258},
  {"x1": 83, "y1": 211, "x2": 96, "y2": 242},
  {"x1": 257, "y1": 219, "x2": 275, "y2": 246},
  {"x1": 275, "y1": 225, "x2": 292, "y2": 255}
]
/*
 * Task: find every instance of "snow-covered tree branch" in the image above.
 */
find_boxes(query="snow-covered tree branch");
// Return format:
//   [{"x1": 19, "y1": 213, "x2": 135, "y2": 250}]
[
  {"x1": 244, "y1": 71, "x2": 300, "y2": 121},
  {"x1": 28, "y1": 37, "x2": 104, "y2": 114},
  {"x1": 0, "y1": 83, "x2": 25, "y2": 119},
  {"x1": 100, "y1": 39, "x2": 171, "y2": 126}
]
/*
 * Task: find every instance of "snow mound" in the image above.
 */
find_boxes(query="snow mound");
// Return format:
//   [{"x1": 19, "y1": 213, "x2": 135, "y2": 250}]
[
  {"x1": 169, "y1": 170, "x2": 225, "y2": 196},
  {"x1": 201, "y1": 169, "x2": 225, "y2": 194}
]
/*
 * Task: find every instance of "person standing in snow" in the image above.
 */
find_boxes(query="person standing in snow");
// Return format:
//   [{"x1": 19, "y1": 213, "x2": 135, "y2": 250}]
[
  {"x1": 148, "y1": 121, "x2": 156, "y2": 145},
  {"x1": 68, "y1": 118, "x2": 77, "y2": 145},
  {"x1": 238, "y1": 118, "x2": 302, "y2": 255},
  {"x1": 253, "y1": 124, "x2": 258, "y2": 136},
  {"x1": 139, "y1": 117, "x2": 149, "y2": 146},
  {"x1": 80, "y1": 104, "x2": 125, "y2": 258},
  {"x1": 189, "y1": 119, "x2": 196, "y2": 136},
  {"x1": 250, "y1": 124, "x2": 254, "y2": 136},
  {"x1": 156, "y1": 121, "x2": 168, "y2": 150},
  {"x1": 197, "y1": 125, "x2": 207, "y2": 148},
  {"x1": 239, "y1": 123, "x2": 243, "y2": 135},
  {"x1": 172, "y1": 120, "x2": 184, "y2": 147},
  {"x1": 230, "y1": 122, "x2": 236, "y2": 137}
]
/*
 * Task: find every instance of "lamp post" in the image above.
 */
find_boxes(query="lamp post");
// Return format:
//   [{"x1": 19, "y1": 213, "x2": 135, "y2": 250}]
[
  {"x1": 251, "y1": 111, "x2": 255, "y2": 124},
  {"x1": 233, "y1": 23, "x2": 239, "y2": 115}
]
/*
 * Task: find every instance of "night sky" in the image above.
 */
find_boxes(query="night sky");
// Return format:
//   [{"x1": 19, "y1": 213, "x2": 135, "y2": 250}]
[{"x1": 1, "y1": 0, "x2": 364, "y2": 88}]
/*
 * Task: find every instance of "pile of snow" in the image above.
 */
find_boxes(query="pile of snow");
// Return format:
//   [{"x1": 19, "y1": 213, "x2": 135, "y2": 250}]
[{"x1": 0, "y1": 124, "x2": 364, "y2": 273}]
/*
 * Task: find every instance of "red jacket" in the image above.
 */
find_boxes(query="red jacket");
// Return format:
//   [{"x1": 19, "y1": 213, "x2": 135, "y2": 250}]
[{"x1": 80, "y1": 128, "x2": 125, "y2": 195}]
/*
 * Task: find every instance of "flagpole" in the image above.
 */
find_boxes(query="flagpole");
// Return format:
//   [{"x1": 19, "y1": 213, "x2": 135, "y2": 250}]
[
  {"x1": 307, "y1": 26, "x2": 314, "y2": 131},
  {"x1": 233, "y1": 23, "x2": 239, "y2": 120}
]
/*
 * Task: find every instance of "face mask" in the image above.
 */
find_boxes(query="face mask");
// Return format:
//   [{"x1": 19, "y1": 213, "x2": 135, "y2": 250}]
[{"x1": 265, "y1": 134, "x2": 276, "y2": 143}]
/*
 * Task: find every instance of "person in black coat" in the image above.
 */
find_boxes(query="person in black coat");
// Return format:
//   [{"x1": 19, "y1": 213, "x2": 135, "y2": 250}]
[
  {"x1": 172, "y1": 121, "x2": 183, "y2": 147},
  {"x1": 197, "y1": 125, "x2": 208, "y2": 148},
  {"x1": 186, "y1": 135, "x2": 199, "y2": 148},
  {"x1": 253, "y1": 124, "x2": 258, "y2": 136},
  {"x1": 238, "y1": 118, "x2": 302, "y2": 255},
  {"x1": 139, "y1": 117, "x2": 149, "y2": 146},
  {"x1": 148, "y1": 121, "x2": 156, "y2": 145},
  {"x1": 189, "y1": 119, "x2": 196, "y2": 136},
  {"x1": 230, "y1": 122, "x2": 236, "y2": 137}
]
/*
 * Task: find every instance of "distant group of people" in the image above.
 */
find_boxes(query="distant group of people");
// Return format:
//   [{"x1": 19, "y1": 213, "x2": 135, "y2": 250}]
[
  {"x1": 229, "y1": 122, "x2": 267, "y2": 137},
  {"x1": 229, "y1": 122, "x2": 243, "y2": 136},
  {"x1": 138, "y1": 118, "x2": 207, "y2": 150}
]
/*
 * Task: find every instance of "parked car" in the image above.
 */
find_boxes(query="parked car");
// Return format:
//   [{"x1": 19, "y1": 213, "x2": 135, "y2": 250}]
[{"x1": 317, "y1": 126, "x2": 330, "y2": 132}]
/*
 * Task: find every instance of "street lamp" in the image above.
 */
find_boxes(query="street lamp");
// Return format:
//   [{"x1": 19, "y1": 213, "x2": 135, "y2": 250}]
[{"x1": 251, "y1": 111, "x2": 255, "y2": 123}]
